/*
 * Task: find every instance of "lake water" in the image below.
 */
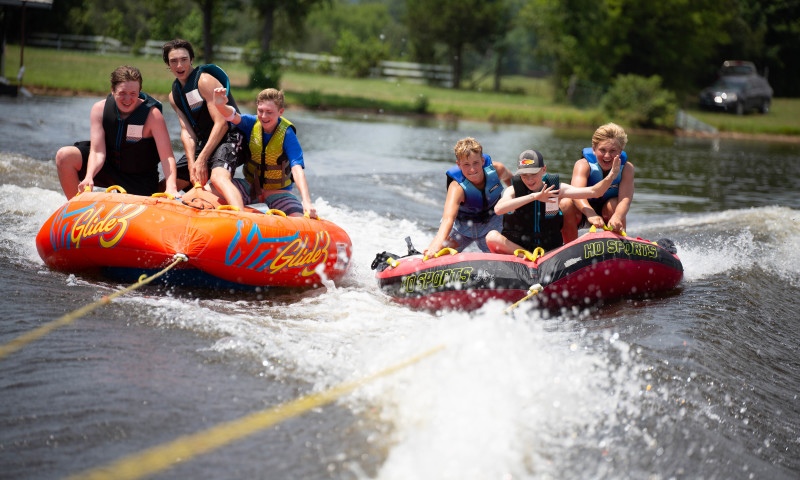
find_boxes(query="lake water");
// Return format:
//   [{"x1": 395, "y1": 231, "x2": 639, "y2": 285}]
[{"x1": 1, "y1": 94, "x2": 799, "y2": 480}]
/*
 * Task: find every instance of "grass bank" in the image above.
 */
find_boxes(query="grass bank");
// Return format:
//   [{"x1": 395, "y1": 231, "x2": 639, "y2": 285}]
[{"x1": 6, "y1": 46, "x2": 800, "y2": 138}]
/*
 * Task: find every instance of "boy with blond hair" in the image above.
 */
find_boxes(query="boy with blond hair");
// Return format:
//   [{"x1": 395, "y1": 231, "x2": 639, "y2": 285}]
[
  {"x1": 560, "y1": 123, "x2": 633, "y2": 242},
  {"x1": 213, "y1": 87, "x2": 316, "y2": 218},
  {"x1": 423, "y1": 137, "x2": 512, "y2": 258}
]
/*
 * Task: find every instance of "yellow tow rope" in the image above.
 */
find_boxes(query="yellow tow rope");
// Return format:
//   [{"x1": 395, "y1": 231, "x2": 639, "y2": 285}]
[
  {"x1": 65, "y1": 344, "x2": 445, "y2": 480},
  {"x1": 0, "y1": 253, "x2": 188, "y2": 361},
  {"x1": 503, "y1": 283, "x2": 543, "y2": 315}
]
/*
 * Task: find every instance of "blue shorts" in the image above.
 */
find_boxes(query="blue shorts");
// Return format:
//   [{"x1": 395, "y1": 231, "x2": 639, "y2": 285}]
[
  {"x1": 233, "y1": 178, "x2": 303, "y2": 215},
  {"x1": 449, "y1": 214, "x2": 503, "y2": 253},
  {"x1": 263, "y1": 192, "x2": 303, "y2": 216}
]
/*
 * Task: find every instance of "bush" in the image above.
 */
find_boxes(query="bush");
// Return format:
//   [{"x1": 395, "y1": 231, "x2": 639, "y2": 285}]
[
  {"x1": 334, "y1": 30, "x2": 388, "y2": 78},
  {"x1": 413, "y1": 94, "x2": 429, "y2": 114},
  {"x1": 600, "y1": 74, "x2": 677, "y2": 129},
  {"x1": 304, "y1": 90, "x2": 324, "y2": 110}
]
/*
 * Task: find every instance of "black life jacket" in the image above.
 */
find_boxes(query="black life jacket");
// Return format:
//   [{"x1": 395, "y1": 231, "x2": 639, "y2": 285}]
[
  {"x1": 101, "y1": 92, "x2": 160, "y2": 174},
  {"x1": 502, "y1": 173, "x2": 564, "y2": 251},
  {"x1": 170, "y1": 64, "x2": 239, "y2": 147}
]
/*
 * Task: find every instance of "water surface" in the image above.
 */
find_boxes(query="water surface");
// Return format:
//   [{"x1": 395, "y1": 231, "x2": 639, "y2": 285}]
[{"x1": 1, "y1": 95, "x2": 799, "y2": 479}]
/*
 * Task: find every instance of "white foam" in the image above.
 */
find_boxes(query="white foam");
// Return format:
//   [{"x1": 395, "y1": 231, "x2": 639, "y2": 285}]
[
  {"x1": 0, "y1": 183, "x2": 67, "y2": 265},
  {"x1": 120, "y1": 275, "x2": 644, "y2": 479},
  {"x1": 641, "y1": 206, "x2": 800, "y2": 283},
  {"x1": 17, "y1": 181, "x2": 798, "y2": 476}
]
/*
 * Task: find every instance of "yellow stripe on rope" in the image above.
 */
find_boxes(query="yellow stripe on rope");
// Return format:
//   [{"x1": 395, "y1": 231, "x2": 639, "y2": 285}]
[
  {"x1": 0, "y1": 254, "x2": 188, "y2": 361},
  {"x1": 503, "y1": 283, "x2": 543, "y2": 315},
  {"x1": 65, "y1": 344, "x2": 445, "y2": 480}
]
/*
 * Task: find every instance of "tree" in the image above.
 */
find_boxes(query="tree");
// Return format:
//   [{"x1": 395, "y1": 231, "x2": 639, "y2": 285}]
[
  {"x1": 405, "y1": 0, "x2": 506, "y2": 89},
  {"x1": 520, "y1": 0, "x2": 628, "y2": 101},
  {"x1": 191, "y1": 0, "x2": 216, "y2": 63},
  {"x1": 521, "y1": 0, "x2": 737, "y2": 100},
  {"x1": 720, "y1": 0, "x2": 800, "y2": 97},
  {"x1": 299, "y1": 0, "x2": 406, "y2": 58},
  {"x1": 613, "y1": 0, "x2": 735, "y2": 94},
  {"x1": 187, "y1": 0, "x2": 243, "y2": 63},
  {"x1": 251, "y1": 0, "x2": 327, "y2": 53},
  {"x1": 247, "y1": 0, "x2": 327, "y2": 88}
]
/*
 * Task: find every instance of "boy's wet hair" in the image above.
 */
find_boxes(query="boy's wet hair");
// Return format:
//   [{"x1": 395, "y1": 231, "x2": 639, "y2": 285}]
[
  {"x1": 256, "y1": 88, "x2": 285, "y2": 110},
  {"x1": 453, "y1": 137, "x2": 483, "y2": 161},
  {"x1": 110, "y1": 65, "x2": 142, "y2": 91},
  {"x1": 592, "y1": 123, "x2": 628, "y2": 148},
  {"x1": 162, "y1": 39, "x2": 195, "y2": 64}
]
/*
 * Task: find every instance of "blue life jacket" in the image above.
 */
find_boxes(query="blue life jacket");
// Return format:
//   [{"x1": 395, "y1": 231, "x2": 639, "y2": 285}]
[
  {"x1": 583, "y1": 147, "x2": 627, "y2": 201},
  {"x1": 445, "y1": 154, "x2": 503, "y2": 223}
]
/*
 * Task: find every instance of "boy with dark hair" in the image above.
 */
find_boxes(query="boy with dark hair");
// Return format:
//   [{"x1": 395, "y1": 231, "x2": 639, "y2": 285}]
[{"x1": 162, "y1": 39, "x2": 248, "y2": 208}]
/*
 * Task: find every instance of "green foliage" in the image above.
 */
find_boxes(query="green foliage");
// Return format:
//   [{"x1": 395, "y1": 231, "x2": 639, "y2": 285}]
[
  {"x1": 249, "y1": 51, "x2": 282, "y2": 89},
  {"x1": 520, "y1": 0, "x2": 737, "y2": 98},
  {"x1": 600, "y1": 74, "x2": 677, "y2": 129},
  {"x1": 520, "y1": 0, "x2": 623, "y2": 99},
  {"x1": 299, "y1": 0, "x2": 406, "y2": 57},
  {"x1": 101, "y1": 9, "x2": 130, "y2": 41},
  {"x1": 413, "y1": 94, "x2": 429, "y2": 114},
  {"x1": 175, "y1": 8, "x2": 205, "y2": 57},
  {"x1": 731, "y1": 0, "x2": 800, "y2": 97},
  {"x1": 13, "y1": 0, "x2": 800, "y2": 98},
  {"x1": 334, "y1": 30, "x2": 389, "y2": 78},
  {"x1": 612, "y1": 0, "x2": 736, "y2": 94},
  {"x1": 405, "y1": 0, "x2": 508, "y2": 88},
  {"x1": 303, "y1": 89, "x2": 324, "y2": 109},
  {"x1": 241, "y1": 40, "x2": 263, "y2": 66}
]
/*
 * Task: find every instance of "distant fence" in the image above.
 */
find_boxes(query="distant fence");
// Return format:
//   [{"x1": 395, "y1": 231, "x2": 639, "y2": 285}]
[
  {"x1": 29, "y1": 34, "x2": 453, "y2": 87},
  {"x1": 27, "y1": 33, "x2": 129, "y2": 54}
]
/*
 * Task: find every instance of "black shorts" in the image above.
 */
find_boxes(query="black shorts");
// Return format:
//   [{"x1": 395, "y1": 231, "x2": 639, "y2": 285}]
[
  {"x1": 578, "y1": 198, "x2": 608, "y2": 229},
  {"x1": 74, "y1": 141, "x2": 159, "y2": 196},
  {"x1": 504, "y1": 230, "x2": 562, "y2": 252},
  {"x1": 176, "y1": 128, "x2": 247, "y2": 183}
]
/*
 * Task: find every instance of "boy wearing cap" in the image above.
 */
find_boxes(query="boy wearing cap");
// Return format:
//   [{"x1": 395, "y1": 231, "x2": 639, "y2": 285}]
[
  {"x1": 423, "y1": 137, "x2": 512, "y2": 258},
  {"x1": 486, "y1": 149, "x2": 620, "y2": 255}
]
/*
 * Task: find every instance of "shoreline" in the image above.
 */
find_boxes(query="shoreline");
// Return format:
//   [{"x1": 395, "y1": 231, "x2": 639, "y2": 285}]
[{"x1": 23, "y1": 86, "x2": 800, "y2": 145}]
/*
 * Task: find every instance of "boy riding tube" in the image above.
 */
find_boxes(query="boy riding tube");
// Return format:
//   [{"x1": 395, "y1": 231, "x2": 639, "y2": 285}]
[
  {"x1": 486, "y1": 149, "x2": 620, "y2": 255},
  {"x1": 560, "y1": 123, "x2": 633, "y2": 242},
  {"x1": 163, "y1": 39, "x2": 247, "y2": 209},
  {"x1": 212, "y1": 87, "x2": 316, "y2": 218},
  {"x1": 423, "y1": 137, "x2": 512, "y2": 258},
  {"x1": 55, "y1": 65, "x2": 178, "y2": 198}
]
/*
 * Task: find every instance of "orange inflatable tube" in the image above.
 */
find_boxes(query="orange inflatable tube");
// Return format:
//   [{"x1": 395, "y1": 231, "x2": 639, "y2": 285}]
[{"x1": 36, "y1": 188, "x2": 352, "y2": 288}]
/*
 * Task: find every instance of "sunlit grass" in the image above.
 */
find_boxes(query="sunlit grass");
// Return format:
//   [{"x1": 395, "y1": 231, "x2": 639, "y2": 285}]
[
  {"x1": 7, "y1": 46, "x2": 799, "y2": 137},
  {"x1": 687, "y1": 99, "x2": 800, "y2": 136}
]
